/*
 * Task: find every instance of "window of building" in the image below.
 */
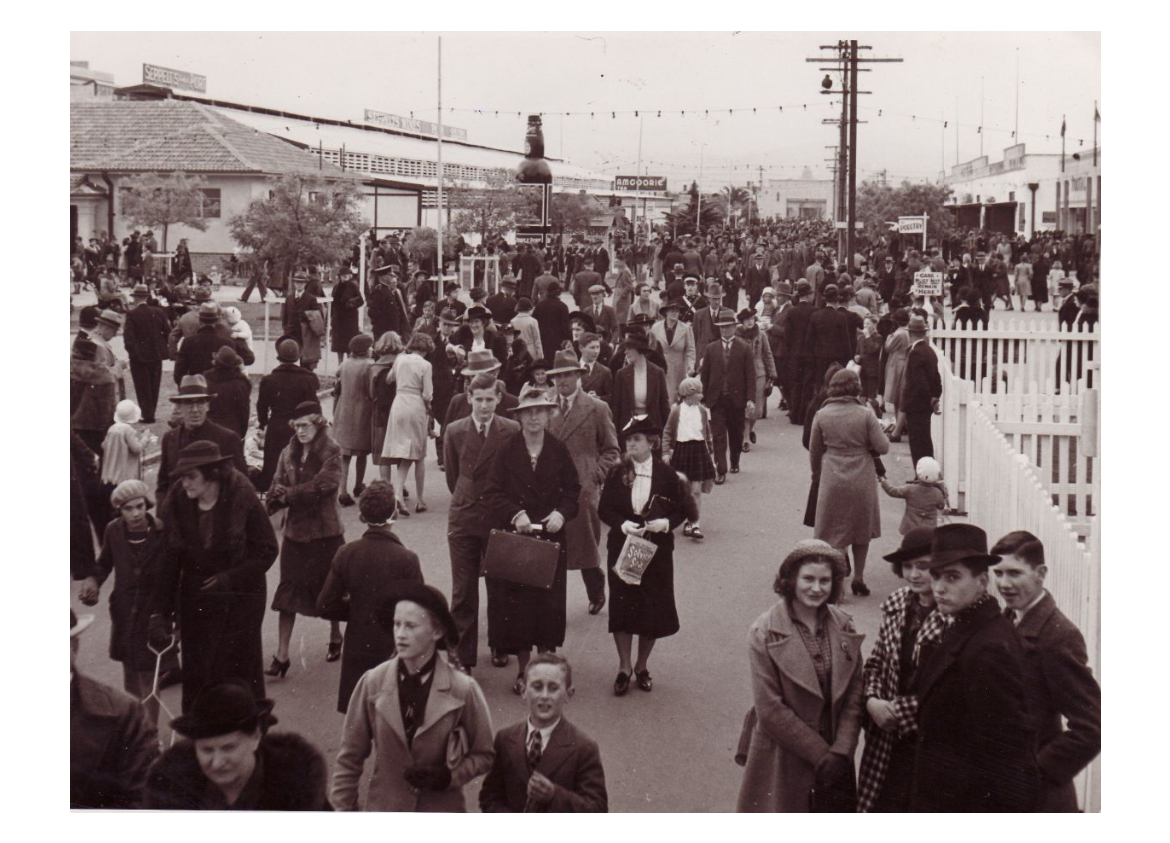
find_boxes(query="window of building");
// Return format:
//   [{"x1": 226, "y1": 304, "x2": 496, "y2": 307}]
[{"x1": 198, "y1": 188, "x2": 221, "y2": 219}]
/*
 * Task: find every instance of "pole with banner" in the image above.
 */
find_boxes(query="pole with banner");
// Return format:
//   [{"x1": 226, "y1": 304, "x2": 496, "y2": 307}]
[{"x1": 911, "y1": 269, "x2": 944, "y2": 326}]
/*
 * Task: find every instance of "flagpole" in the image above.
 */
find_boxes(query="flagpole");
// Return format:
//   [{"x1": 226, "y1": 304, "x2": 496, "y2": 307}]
[
  {"x1": 1061, "y1": 113, "x2": 1066, "y2": 173},
  {"x1": 1093, "y1": 101, "x2": 1099, "y2": 166},
  {"x1": 437, "y1": 36, "x2": 444, "y2": 281}
]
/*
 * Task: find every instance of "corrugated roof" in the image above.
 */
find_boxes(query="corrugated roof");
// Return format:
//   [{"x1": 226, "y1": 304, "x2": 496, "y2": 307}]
[
  {"x1": 204, "y1": 105, "x2": 609, "y2": 184},
  {"x1": 70, "y1": 100, "x2": 348, "y2": 177}
]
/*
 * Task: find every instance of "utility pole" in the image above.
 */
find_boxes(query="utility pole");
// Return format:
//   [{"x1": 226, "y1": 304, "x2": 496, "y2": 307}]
[
  {"x1": 848, "y1": 39, "x2": 859, "y2": 272},
  {"x1": 808, "y1": 40, "x2": 902, "y2": 273},
  {"x1": 824, "y1": 145, "x2": 839, "y2": 221},
  {"x1": 436, "y1": 35, "x2": 443, "y2": 279}
]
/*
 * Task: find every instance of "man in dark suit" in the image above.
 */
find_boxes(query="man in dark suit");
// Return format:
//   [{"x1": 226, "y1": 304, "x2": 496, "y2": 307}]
[
  {"x1": 991, "y1": 531, "x2": 1101, "y2": 812},
  {"x1": 122, "y1": 284, "x2": 170, "y2": 423},
  {"x1": 782, "y1": 280, "x2": 817, "y2": 425},
  {"x1": 800, "y1": 284, "x2": 856, "y2": 392},
  {"x1": 585, "y1": 285, "x2": 619, "y2": 343},
  {"x1": 578, "y1": 333, "x2": 613, "y2": 401},
  {"x1": 699, "y1": 308, "x2": 757, "y2": 482},
  {"x1": 480, "y1": 653, "x2": 608, "y2": 812},
  {"x1": 877, "y1": 256, "x2": 898, "y2": 305},
  {"x1": 156, "y1": 375, "x2": 247, "y2": 499},
  {"x1": 912, "y1": 525, "x2": 1039, "y2": 813},
  {"x1": 533, "y1": 281, "x2": 571, "y2": 365},
  {"x1": 280, "y1": 273, "x2": 320, "y2": 349},
  {"x1": 516, "y1": 244, "x2": 543, "y2": 302},
  {"x1": 971, "y1": 251, "x2": 994, "y2": 311},
  {"x1": 691, "y1": 280, "x2": 724, "y2": 370},
  {"x1": 901, "y1": 312, "x2": 943, "y2": 466},
  {"x1": 445, "y1": 371, "x2": 522, "y2": 671},
  {"x1": 367, "y1": 265, "x2": 411, "y2": 340},
  {"x1": 173, "y1": 303, "x2": 250, "y2": 385},
  {"x1": 744, "y1": 251, "x2": 771, "y2": 309},
  {"x1": 486, "y1": 276, "x2": 518, "y2": 329}
]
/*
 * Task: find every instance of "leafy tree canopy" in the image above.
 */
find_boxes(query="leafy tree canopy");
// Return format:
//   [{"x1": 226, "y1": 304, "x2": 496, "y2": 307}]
[{"x1": 120, "y1": 171, "x2": 209, "y2": 252}]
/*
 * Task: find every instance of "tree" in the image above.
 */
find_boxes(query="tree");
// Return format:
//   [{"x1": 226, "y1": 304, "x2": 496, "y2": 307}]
[
  {"x1": 120, "y1": 171, "x2": 210, "y2": 252},
  {"x1": 447, "y1": 168, "x2": 528, "y2": 242},
  {"x1": 228, "y1": 173, "x2": 365, "y2": 284},
  {"x1": 404, "y1": 227, "x2": 438, "y2": 273},
  {"x1": 856, "y1": 179, "x2": 956, "y2": 248},
  {"x1": 717, "y1": 185, "x2": 751, "y2": 225},
  {"x1": 549, "y1": 192, "x2": 597, "y2": 240},
  {"x1": 662, "y1": 182, "x2": 724, "y2": 238}
]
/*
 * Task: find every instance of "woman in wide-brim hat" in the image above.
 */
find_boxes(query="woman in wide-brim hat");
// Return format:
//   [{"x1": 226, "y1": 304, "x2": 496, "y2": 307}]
[
  {"x1": 856, "y1": 527, "x2": 945, "y2": 812},
  {"x1": 611, "y1": 331, "x2": 671, "y2": 438},
  {"x1": 331, "y1": 585, "x2": 495, "y2": 812},
  {"x1": 264, "y1": 401, "x2": 347, "y2": 678},
  {"x1": 598, "y1": 415, "x2": 690, "y2": 696},
  {"x1": 481, "y1": 385, "x2": 581, "y2": 694},
  {"x1": 145, "y1": 679, "x2": 331, "y2": 810},
  {"x1": 154, "y1": 441, "x2": 279, "y2": 713}
]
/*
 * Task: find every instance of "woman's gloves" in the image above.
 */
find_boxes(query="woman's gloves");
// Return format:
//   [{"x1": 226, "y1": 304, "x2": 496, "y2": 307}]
[{"x1": 404, "y1": 765, "x2": 451, "y2": 792}]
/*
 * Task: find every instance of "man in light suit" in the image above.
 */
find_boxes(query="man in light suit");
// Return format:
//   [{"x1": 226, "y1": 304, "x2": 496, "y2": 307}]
[
  {"x1": 547, "y1": 351, "x2": 620, "y2": 615},
  {"x1": 480, "y1": 653, "x2": 608, "y2": 812},
  {"x1": 699, "y1": 308, "x2": 757, "y2": 483},
  {"x1": 649, "y1": 299, "x2": 696, "y2": 403},
  {"x1": 991, "y1": 531, "x2": 1101, "y2": 812},
  {"x1": 444, "y1": 371, "x2": 522, "y2": 671}
]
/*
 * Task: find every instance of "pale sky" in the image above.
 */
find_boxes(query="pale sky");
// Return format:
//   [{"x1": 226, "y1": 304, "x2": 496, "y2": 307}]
[{"x1": 71, "y1": 31, "x2": 1100, "y2": 189}]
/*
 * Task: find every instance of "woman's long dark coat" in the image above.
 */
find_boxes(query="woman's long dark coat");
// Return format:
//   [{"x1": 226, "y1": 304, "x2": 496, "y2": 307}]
[
  {"x1": 331, "y1": 280, "x2": 364, "y2": 354},
  {"x1": 256, "y1": 363, "x2": 320, "y2": 491}
]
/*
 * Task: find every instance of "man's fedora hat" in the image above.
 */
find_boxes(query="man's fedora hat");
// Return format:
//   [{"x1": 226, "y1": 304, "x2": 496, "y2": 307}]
[
  {"x1": 923, "y1": 523, "x2": 1001, "y2": 570},
  {"x1": 509, "y1": 384, "x2": 559, "y2": 414},
  {"x1": 713, "y1": 307, "x2": 738, "y2": 327},
  {"x1": 794, "y1": 280, "x2": 814, "y2": 298},
  {"x1": 170, "y1": 374, "x2": 214, "y2": 402},
  {"x1": 197, "y1": 302, "x2": 220, "y2": 324},
  {"x1": 906, "y1": 312, "x2": 930, "y2": 335},
  {"x1": 546, "y1": 349, "x2": 586, "y2": 376},
  {"x1": 460, "y1": 349, "x2": 502, "y2": 376},
  {"x1": 95, "y1": 309, "x2": 124, "y2": 330}
]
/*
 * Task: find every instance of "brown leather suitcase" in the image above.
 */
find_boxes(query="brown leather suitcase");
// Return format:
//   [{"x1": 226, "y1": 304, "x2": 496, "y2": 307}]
[{"x1": 483, "y1": 528, "x2": 560, "y2": 589}]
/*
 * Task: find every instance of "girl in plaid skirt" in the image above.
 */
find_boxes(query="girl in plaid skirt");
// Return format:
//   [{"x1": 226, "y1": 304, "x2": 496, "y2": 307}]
[{"x1": 662, "y1": 377, "x2": 716, "y2": 540}]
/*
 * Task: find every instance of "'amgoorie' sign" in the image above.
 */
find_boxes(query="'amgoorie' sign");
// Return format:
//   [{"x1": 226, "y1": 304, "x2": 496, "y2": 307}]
[{"x1": 614, "y1": 175, "x2": 668, "y2": 191}]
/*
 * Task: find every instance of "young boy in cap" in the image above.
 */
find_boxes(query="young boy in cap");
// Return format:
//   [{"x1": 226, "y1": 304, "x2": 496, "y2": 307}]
[
  {"x1": 990, "y1": 531, "x2": 1101, "y2": 811},
  {"x1": 910, "y1": 524, "x2": 1039, "y2": 812},
  {"x1": 479, "y1": 653, "x2": 608, "y2": 812}
]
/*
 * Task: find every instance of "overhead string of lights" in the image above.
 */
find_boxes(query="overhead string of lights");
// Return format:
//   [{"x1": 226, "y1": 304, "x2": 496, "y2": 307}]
[{"x1": 858, "y1": 105, "x2": 1097, "y2": 147}]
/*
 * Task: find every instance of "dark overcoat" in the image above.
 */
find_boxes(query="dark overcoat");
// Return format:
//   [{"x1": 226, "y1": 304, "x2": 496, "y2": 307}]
[
  {"x1": 145, "y1": 732, "x2": 330, "y2": 810},
  {"x1": 70, "y1": 672, "x2": 158, "y2": 809},
  {"x1": 330, "y1": 279, "x2": 364, "y2": 353},
  {"x1": 317, "y1": 526, "x2": 424, "y2": 713},
  {"x1": 699, "y1": 337, "x2": 757, "y2": 409},
  {"x1": 1014, "y1": 591, "x2": 1101, "y2": 811},
  {"x1": 156, "y1": 467, "x2": 279, "y2": 712},
  {"x1": 610, "y1": 361, "x2": 671, "y2": 433},
  {"x1": 203, "y1": 366, "x2": 253, "y2": 438},
  {"x1": 256, "y1": 363, "x2": 320, "y2": 490},
  {"x1": 910, "y1": 595, "x2": 1040, "y2": 812},
  {"x1": 94, "y1": 513, "x2": 167, "y2": 671},
  {"x1": 482, "y1": 431, "x2": 581, "y2": 651}
]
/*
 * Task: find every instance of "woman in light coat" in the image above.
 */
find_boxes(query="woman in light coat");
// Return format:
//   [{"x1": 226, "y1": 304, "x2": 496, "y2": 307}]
[
  {"x1": 736, "y1": 309, "x2": 777, "y2": 439},
  {"x1": 881, "y1": 312, "x2": 911, "y2": 440},
  {"x1": 648, "y1": 300, "x2": 696, "y2": 404},
  {"x1": 809, "y1": 369, "x2": 890, "y2": 596},
  {"x1": 737, "y1": 540, "x2": 865, "y2": 812},
  {"x1": 331, "y1": 584, "x2": 494, "y2": 811}
]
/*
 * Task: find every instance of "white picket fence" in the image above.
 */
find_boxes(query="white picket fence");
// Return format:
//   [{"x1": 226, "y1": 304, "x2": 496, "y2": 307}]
[
  {"x1": 933, "y1": 319, "x2": 1098, "y2": 395},
  {"x1": 962, "y1": 399, "x2": 1101, "y2": 812}
]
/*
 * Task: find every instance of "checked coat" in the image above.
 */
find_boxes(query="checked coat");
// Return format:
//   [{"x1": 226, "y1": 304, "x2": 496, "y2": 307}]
[{"x1": 855, "y1": 587, "x2": 948, "y2": 813}]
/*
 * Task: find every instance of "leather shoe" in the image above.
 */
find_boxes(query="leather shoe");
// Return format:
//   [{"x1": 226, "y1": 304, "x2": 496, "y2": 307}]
[
  {"x1": 588, "y1": 595, "x2": 606, "y2": 615},
  {"x1": 338, "y1": 492, "x2": 355, "y2": 507},
  {"x1": 742, "y1": 442, "x2": 751, "y2": 453},
  {"x1": 714, "y1": 475, "x2": 726, "y2": 485},
  {"x1": 749, "y1": 430, "x2": 758, "y2": 444},
  {"x1": 613, "y1": 671, "x2": 631, "y2": 696},
  {"x1": 635, "y1": 669, "x2": 653, "y2": 692},
  {"x1": 491, "y1": 651, "x2": 509, "y2": 668},
  {"x1": 730, "y1": 466, "x2": 740, "y2": 474}
]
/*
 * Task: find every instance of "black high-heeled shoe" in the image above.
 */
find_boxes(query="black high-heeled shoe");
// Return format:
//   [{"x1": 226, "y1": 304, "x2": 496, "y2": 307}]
[
  {"x1": 326, "y1": 641, "x2": 342, "y2": 662},
  {"x1": 851, "y1": 580, "x2": 870, "y2": 597},
  {"x1": 265, "y1": 656, "x2": 291, "y2": 678}
]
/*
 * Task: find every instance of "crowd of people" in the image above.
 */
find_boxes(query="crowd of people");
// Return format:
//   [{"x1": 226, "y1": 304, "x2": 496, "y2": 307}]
[{"x1": 70, "y1": 217, "x2": 1100, "y2": 813}]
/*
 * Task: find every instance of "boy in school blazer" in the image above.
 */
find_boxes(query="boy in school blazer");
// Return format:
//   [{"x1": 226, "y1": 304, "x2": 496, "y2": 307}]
[{"x1": 480, "y1": 653, "x2": 608, "y2": 812}]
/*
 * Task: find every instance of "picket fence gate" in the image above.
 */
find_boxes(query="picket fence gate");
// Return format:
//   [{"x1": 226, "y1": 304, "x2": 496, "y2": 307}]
[{"x1": 932, "y1": 319, "x2": 1098, "y2": 396}]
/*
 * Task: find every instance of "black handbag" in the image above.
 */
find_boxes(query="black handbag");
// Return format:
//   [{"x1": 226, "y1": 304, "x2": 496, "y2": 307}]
[{"x1": 483, "y1": 529, "x2": 560, "y2": 589}]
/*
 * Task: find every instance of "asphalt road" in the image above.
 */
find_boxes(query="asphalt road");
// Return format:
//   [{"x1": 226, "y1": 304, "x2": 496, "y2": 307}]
[{"x1": 70, "y1": 387, "x2": 923, "y2": 812}]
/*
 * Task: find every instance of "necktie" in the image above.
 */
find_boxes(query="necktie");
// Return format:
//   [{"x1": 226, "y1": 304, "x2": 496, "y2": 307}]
[
  {"x1": 1005, "y1": 607, "x2": 1018, "y2": 625},
  {"x1": 527, "y1": 730, "x2": 543, "y2": 771},
  {"x1": 477, "y1": 423, "x2": 486, "y2": 441},
  {"x1": 559, "y1": 395, "x2": 568, "y2": 414},
  {"x1": 723, "y1": 340, "x2": 731, "y2": 364}
]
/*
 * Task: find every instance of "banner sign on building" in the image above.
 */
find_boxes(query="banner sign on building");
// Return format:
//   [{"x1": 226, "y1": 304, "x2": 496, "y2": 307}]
[
  {"x1": 897, "y1": 215, "x2": 927, "y2": 234},
  {"x1": 364, "y1": 109, "x2": 468, "y2": 141},
  {"x1": 911, "y1": 271, "x2": 944, "y2": 298},
  {"x1": 143, "y1": 63, "x2": 207, "y2": 93},
  {"x1": 614, "y1": 175, "x2": 667, "y2": 191}
]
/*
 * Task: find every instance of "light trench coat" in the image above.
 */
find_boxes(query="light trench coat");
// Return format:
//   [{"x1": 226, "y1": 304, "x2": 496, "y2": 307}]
[{"x1": 331, "y1": 654, "x2": 495, "y2": 811}]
